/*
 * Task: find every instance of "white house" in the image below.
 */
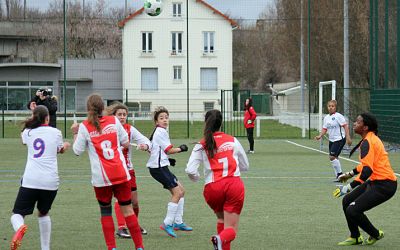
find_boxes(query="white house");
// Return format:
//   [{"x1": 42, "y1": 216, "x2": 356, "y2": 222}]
[{"x1": 118, "y1": 0, "x2": 237, "y2": 119}]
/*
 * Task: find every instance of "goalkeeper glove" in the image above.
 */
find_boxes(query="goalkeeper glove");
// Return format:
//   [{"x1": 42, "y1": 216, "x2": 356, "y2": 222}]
[
  {"x1": 247, "y1": 120, "x2": 252, "y2": 124},
  {"x1": 168, "y1": 158, "x2": 176, "y2": 166},
  {"x1": 337, "y1": 171, "x2": 354, "y2": 183},
  {"x1": 179, "y1": 144, "x2": 188, "y2": 152},
  {"x1": 333, "y1": 184, "x2": 353, "y2": 198}
]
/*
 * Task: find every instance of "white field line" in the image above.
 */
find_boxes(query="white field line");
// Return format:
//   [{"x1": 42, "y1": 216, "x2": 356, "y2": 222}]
[{"x1": 286, "y1": 140, "x2": 400, "y2": 177}]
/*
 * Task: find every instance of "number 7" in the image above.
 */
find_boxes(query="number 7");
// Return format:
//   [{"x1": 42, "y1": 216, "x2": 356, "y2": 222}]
[{"x1": 218, "y1": 157, "x2": 228, "y2": 177}]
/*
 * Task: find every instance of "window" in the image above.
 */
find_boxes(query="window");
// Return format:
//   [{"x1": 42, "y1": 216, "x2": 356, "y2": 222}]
[
  {"x1": 171, "y1": 32, "x2": 183, "y2": 54},
  {"x1": 173, "y1": 66, "x2": 182, "y2": 81},
  {"x1": 203, "y1": 32, "x2": 215, "y2": 53},
  {"x1": 200, "y1": 68, "x2": 217, "y2": 91},
  {"x1": 204, "y1": 102, "x2": 214, "y2": 111},
  {"x1": 7, "y1": 88, "x2": 30, "y2": 110},
  {"x1": 142, "y1": 32, "x2": 153, "y2": 53},
  {"x1": 8, "y1": 81, "x2": 29, "y2": 86},
  {"x1": 173, "y1": 2, "x2": 182, "y2": 17},
  {"x1": 141, "y1": 68, "x2": 158, "y2": 91}
]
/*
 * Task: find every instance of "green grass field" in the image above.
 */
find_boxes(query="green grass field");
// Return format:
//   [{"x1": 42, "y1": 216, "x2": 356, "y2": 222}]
[{"x1": 1, "y1": 137, "x2": 399, "y2": 250}]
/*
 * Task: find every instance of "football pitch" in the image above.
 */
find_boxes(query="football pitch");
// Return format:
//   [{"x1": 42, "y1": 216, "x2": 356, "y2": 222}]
[{"x1": 1, "y1": 138, "x2": 400, "y2": 250}]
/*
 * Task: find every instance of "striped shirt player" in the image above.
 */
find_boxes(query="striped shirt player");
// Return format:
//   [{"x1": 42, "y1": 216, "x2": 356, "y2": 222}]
[
  {"x1": 73, "y1": 116, "x2": 130, "y2": 187},
  {"x1": 186, "y1": 111, "x2": 249, "y2": 250},
  {"x1": 72, "y1": 103, "x2": 144, "y2": 250}
]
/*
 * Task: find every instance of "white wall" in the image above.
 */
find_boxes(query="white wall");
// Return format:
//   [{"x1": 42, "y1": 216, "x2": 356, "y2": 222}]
[{"x1": 122, "y1": 0, "x2": 233, "y2": 113}]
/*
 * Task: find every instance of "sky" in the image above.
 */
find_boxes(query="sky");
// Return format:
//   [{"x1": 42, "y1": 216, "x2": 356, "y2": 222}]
[{"x1": 24, "y1": 0, "x2": 271, "y2": 22}]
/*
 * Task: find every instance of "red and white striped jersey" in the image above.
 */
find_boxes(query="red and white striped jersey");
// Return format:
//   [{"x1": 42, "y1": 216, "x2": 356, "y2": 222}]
[
  {"x1": 73, "y1": 116, "x2": 130, "y2": 187},
  {"x1": 122, "y1": 123, "x2": 150, "y2": 170},
  {"x1": 186, "y1": 132, "x2": 249, "y2": 184}
]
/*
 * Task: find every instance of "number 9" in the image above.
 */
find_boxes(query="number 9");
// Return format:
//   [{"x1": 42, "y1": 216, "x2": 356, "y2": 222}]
[{"x1": 33, "y1": 138, "x2": 45, "y2": 158}]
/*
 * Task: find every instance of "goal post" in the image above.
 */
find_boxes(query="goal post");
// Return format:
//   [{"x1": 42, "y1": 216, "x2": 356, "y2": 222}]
[{"x1": 318, "y1": 80, "x2": 336, "y2": 132}]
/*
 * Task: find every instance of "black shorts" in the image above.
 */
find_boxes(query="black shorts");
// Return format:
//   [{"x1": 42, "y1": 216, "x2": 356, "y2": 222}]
[
  {"x1": 329, "y1": 138, "x2": 346, "y2": 157},
  {"x1": 12, "y1": 187, "x2": 58, "y2": 216},
  {"x1": 149, "y1": 166, "x2": 178, "y2": 190}
]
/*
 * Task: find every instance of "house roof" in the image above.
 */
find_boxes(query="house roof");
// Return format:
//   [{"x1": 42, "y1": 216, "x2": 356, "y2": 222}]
[{"x1": 118, "y1": 0, "x2": 238, "y2": 28}]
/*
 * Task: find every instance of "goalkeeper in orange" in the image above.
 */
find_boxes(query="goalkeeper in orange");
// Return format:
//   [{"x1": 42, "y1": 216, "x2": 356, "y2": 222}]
[{"x1": 333, "y1": 112, "x2": 397, "y2": 246}]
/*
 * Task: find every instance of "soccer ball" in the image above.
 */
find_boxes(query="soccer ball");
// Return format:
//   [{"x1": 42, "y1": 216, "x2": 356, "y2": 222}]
[{"x1": 144, "y1": 0, "x2": 163, "y2": 17}]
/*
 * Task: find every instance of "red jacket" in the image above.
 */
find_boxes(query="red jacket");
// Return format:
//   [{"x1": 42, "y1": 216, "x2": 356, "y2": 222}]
[{"x1": 244, "y1": 106, "x2": 257, "y2": 128}]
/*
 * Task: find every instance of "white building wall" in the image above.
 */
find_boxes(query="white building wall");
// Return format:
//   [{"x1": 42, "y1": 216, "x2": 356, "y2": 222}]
[{"x1": 122, "y1": 0, "x2": 233, "y2": 118}]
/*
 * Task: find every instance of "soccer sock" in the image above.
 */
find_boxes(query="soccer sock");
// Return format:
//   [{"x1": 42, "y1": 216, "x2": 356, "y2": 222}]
[
  {"x1": 219, "y1": 227, "x2": 236, "y2": 250},
  {"x1": 125, "y1": 214, "x2": 143, "y2": 248},
  {"x1": 174, "y1": 197, "x2": 185, "y2": 224},
  {"x1": 11, "y1": 214, "x2": 24, "y2": 232},
  {"x1": 164, "y1": 202, "x2": 179, "y2": 226},
  {"x1": 217, "y1": 222, "x2": 224, "y2": 234},
  {"x1": 114, "y1": 201, "x2": 126, "y2": 229},
  {"x1": 331, "y1": 159, "x2": 342, "y2": 176},
  {"x1": 100, "y1": 216, "x2": 116, "y2": 249},
  {"x1": 38, "y1": 215, "x2": 51, "y2": 250}
]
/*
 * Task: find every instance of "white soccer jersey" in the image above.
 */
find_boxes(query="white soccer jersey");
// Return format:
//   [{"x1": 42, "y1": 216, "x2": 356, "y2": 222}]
[
  {"x1": 146, "y1": 126, "x2": 172, "y2": 168},
  {"x1": 186, "y1": 132, "x2": 249, "y2": 185},
  {"x1": 21, "y1": 126, "x2": 64, "y2": 190},
  {"x1": 73, "y1": 116, "x2": 130, "y2": 187},
  {"x1": 123, "y1": 123, "x2": 151, "y2": 170},
  {"x1": 322, "y1": 112, "x2": 347, "y2": 142}
]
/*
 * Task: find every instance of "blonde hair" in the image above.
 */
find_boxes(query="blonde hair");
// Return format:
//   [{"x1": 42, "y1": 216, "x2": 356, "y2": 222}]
[
  {"x1": 104, "y1": 101, "x2": 128, "y2": 116},
  {"x1": 327, "y1": 99, "x2": 337, "y2": 106}
]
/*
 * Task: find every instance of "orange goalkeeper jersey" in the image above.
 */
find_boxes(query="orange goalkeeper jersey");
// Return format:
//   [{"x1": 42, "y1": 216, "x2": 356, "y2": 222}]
[{"x1": 355, "y1": 131, "x2": 397, "y2": 182}]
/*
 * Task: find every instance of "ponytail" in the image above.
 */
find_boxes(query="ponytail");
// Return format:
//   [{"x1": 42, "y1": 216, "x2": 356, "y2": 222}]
[
  {"x1": 22, "y1": 105, "x2": 49, "y2": 131},
  {"x1": 203, "y1": 110, "x2": 222, "y2": 158},
  {"x1": 86, "y1": 94, "x2": 104, "y2": 133}
]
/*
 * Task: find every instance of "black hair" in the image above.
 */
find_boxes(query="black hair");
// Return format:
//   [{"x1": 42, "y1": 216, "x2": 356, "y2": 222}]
[
  {"x1": 349, "y1": 112, "x2": 379, "y2": 158},
  {"x1": 203, "y1": 109, "x2": 223, "y2": 158},
  {"x1": 244, "y1": 97, "x2": 253, "y2": 111},
  {"x1": 22, "y1": 105, "x2": 49, "y2": 131},
  {"x1": 149, "y1": 106, "x2": 169, "y2": 141}
]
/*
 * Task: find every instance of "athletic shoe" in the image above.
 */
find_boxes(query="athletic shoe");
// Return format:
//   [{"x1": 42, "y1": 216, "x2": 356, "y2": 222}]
[
  {"x1": 365, "y1": 230, "x2": 384, "y2": 245},
  {"x1": 173, "y1": 223, "x2": 193, "y2": 231},
  {"x1": 116, "y1": 228, "x2": 131, "y2": 238},
  {"x1": 136, "y1": 248, "x2": 144, "y2": 250},
  {"x1": 337, "y1": 235, "x2": 364, "y2": 246},
  {"x1": 160, "y1": 223, "x2": 177, "y2": 238},
  {"x1": 211, "y1": 235, "x2": 222, "y2": 250},
  {"x1": 247, "y1": 150, "x2": 254, "y2": 154},
  {"x1": 10, "y1": 224, "x2": 28, "y2": 250},
  {"x1": 140, "y1": 227, "x2": 148, "y2": 235}
]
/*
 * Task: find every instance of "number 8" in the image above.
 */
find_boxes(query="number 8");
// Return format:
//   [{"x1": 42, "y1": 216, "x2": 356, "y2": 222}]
[{"x1": 101, "y1": 140, "x2": 114, "y2": 160}]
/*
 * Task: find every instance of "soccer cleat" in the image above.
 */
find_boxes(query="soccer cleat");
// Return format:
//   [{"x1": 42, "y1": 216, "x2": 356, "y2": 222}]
[
  {"x1": 140, "y1": 226, "x2": 148, "y2": 235},
  {"x1": 160, "y1": 223, "x2": 177, "y2": 238},
  {"x1": 211, "y1": 235, "x2": 222, "y2": 250},
  {"x1": 116, "y1": 228, "x2": 131, "y2": 238},
  {"x1": 136, "y1": 248, "x2": 144, "y2": 250},
  {"x1": 173, "y1": 223, "x2": 193, "y2": 231},
  {"x1": 247, "y1": 150, "x2": 254, "y2": 154},
  {"x1": 337, "y1": 235, "x2": 364, "y2": 246},
  {"x1": 10, "y1": 224, "x2": 28, "y2": 250},
  {"x1": 365, "y1": 230, "x2": 384, "y2": 245}
]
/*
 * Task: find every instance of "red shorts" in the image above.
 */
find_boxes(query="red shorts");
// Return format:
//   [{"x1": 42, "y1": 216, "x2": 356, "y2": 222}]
[
  {"x1": 94, "y1": 181, "x2": 132, "y2": 205},
  {"x1": 203, "y1": 177, "x2": 245, "y2": 214},
  {"x1": 129, "y1": 169, "x2": 137, "y2": 191}
]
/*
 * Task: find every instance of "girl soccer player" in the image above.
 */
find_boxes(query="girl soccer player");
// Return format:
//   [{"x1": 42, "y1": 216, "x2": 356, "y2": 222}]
[
  {"x1": 10, "y1": 105, "x2": 70, "y2": 250},
  {"x1": 105, "y1": 102, "x2": 150, "y2": 238},
  {"x1": 186, "y1": 109, "x2": 249, "y2": 250},
  {"x1": 334, "y1": 112, "x2": 397, "y2": 246},
  {"x1": 71, "y1": 94, "x2": 144, "y2": 250},
  {"x1": 146, "y1": 106, "x2": 192, "y2": 238},
  {"x1": 315, "y1": 100, "x2": 352, "y2": 181}
]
